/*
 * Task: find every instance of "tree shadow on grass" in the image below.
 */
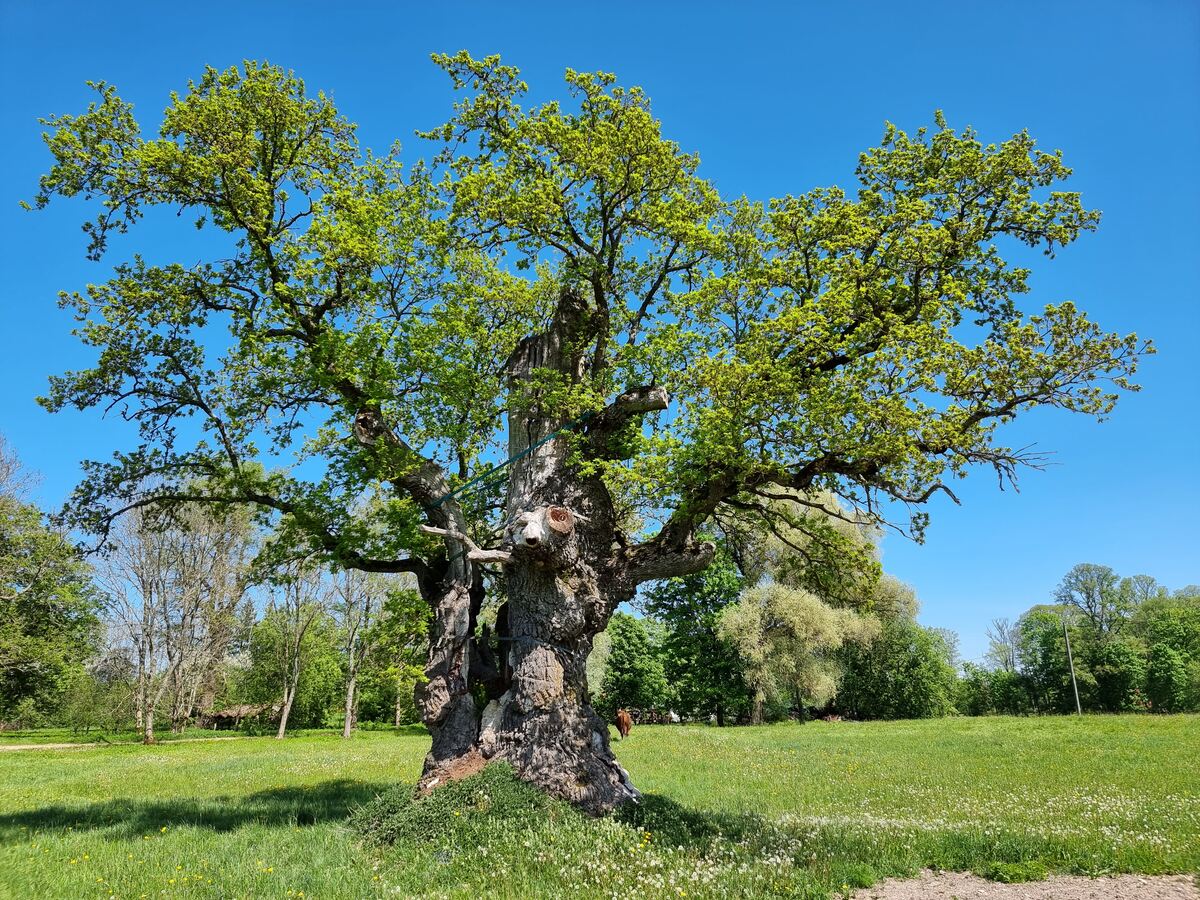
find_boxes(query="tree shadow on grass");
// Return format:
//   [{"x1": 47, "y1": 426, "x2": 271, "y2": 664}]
[
  {"x1": 616, "y1": 793, "x2": 787, "y2": 852},
  {"x1": 0, "y1": 778, "x2": 401, "y2": 842}
]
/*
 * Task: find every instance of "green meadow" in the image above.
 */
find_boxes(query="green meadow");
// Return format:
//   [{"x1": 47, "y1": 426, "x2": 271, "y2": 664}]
[{"x1": 1, "y1": 715, "x2": 1196, "y2": 899}]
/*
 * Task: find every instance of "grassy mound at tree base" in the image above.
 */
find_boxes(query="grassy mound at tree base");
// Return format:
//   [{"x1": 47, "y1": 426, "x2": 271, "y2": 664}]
[
  {"x1": 348, "y1": 763, "x2": 1073, "y2": 898},
  {"x1": 350, "y1": 762, "x2": 575, "y2": 846}
]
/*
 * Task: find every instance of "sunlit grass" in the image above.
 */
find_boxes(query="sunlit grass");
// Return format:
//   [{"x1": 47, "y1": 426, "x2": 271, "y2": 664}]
[
  {"x1": 0, "y1": 716, "x2": 1196, "y2": 898},
  {"x1": 0, "y1": 726, "x2": 229, "y2": 745}
]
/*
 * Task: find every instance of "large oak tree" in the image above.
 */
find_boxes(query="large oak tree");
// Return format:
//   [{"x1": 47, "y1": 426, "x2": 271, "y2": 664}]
[{"x1": 30, "y1": 54, "x2": 1146, "y2": 813}]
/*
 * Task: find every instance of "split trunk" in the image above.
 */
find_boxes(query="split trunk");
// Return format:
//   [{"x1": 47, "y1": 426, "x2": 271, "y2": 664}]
[{"x1": 407, "y1": 289, "x2": 711, "y2": 815}]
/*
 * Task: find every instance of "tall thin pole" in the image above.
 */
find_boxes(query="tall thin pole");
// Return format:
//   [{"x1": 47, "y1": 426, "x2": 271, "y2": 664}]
[{"x1": 1063, "y1": 617, "x2": 1082, "y2": 716}]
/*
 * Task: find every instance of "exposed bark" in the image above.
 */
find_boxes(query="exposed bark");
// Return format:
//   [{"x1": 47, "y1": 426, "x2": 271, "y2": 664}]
[
  {"x1": 342, "y1": 671, "x2": 358, "y2": 738},
  {"x1": 276, "y1": 670, "x2": 297, "y2": 739},
  {"x1": 410, "y1": 286, "x2": 714, "y2": 815},
  {"x1": 583, "y1": 385, "x2": 669, "y2": 460},
  {"x1": 143, "y1": 703, "x2": 155, "y2": 744},
  {"x1": 472, "y1": 511, "x2": 640, "y2": 816},
  {"x1": 351, "y1": 402, "x2": 481, "y2": 783},
  {"x1": 416, "y1": 570, "x2": 480, "y2": 777}
]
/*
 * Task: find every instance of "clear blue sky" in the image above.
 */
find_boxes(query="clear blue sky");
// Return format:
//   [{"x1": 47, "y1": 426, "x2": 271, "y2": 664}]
[{"x1": 2, "y1": 1, "x2": 1197, "y2": 662}]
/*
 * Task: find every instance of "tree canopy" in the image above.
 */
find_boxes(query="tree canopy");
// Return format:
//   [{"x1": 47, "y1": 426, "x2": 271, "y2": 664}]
[{"x1": 32, "y1": 55, "x2": 1146, "y2": 571}]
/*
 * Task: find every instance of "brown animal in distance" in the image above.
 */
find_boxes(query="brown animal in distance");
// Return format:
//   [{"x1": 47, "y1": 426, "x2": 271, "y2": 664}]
[{"x1": 615, "y1": 709, "x2": 633, "y2": 740}]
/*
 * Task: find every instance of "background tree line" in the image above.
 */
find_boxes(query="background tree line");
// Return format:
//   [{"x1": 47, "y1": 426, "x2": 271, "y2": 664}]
[
  {"x1": 5, "y1": 432, "x2": 1195, "y2": 733},
  {"x1": 0, "y1": 438, "x2": 429, "y2": 739},
  {"x1": 588, "y1": 488, "x2": 1197, "y2": 723},
  {"x1": 592, "y1": 490, "x2": 964, "y2": 723},
  {"x1": 961, "y1": 565, "x2": 1200, "y2": 716}
]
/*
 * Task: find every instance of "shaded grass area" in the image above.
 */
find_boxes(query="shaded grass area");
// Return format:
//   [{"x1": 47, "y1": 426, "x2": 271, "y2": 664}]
[
  {"x1": 0, "y1": 731, "x2": 427, "y2": 899},
  {"x1": 0, "y1": 727, "x2": 229, "y2": 746},
  {"x1": 0, "y1": 724, "x2": 430, "y2": 747},
  {"x1": 0, "y1": 779, "x2": 383, "y2": 836},
  {"x1": 0, "y1": 716, "x2": 1196, "y2": 898}
]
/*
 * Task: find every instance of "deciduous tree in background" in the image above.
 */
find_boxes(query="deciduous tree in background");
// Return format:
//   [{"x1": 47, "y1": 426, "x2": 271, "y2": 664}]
[
  {"x1": 254, "y1": 564, "x2": 337, "y2": 738},
  {"x1": 642, "y1": 545, "x2": 749, "y2": 726},
  {"x1": 595, "y1": 612, "x2": 669, "y2": 721},
  {"x1": 719, "y1": 583, "x2": 878, "y2": 723},
  {"x1": 1054, "y1": 563, "x2": 1133, "y2": 634},
  {"x1": 1145, "y1": 643, "x2": 1188, "y2": 712},
  {"x1": 838, "y1": 617, "x2": 959, "y2": 719},
  {"x1": 985, "y1": 617, "x2": 1018, "y2": 672},
  {"x1": 334, "y1": 569, "x2": 383, "y2": 738},
  {"x1": 97, "y1": 503, "x2": 253, "y2": 742},
  {"x1": 30, "y1": 55, "x2": 1148, "y2": 811},
  {"x1": 0, "y1": 438, "x2": 99, "y2": 720},
  {"x1": 964, "y1": 573, "x2": 1200, "y2": 716}
]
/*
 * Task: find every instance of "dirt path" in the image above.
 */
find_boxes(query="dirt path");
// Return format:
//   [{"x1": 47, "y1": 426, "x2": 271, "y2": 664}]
[
  {"x1": 851, "y1": 870, "x2": 1199, "y2": 899},
  {"x1": 0, "y1": 736, "x2": 247, "y2": 752}
]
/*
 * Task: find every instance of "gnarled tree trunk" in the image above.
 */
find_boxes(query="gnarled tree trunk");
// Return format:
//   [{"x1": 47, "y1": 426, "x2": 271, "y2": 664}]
[{"x1": 410, "y1": 287, "x2": 713, "y2": 816}]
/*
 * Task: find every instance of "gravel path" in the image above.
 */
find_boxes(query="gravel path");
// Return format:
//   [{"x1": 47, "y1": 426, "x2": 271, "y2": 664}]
[{"x1": 851, "y1": 870, "x2": 1199, "y2": 899}]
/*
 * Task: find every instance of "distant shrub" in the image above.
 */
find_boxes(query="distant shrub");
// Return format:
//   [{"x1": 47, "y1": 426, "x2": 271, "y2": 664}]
[
  {"x1": 1145, "y1": 642, "x2": 1189, "y2": 712},
  {"x1": 11, "y1": 698, "x2": 45, "y2": 730},
  {"x1": 1089, "y1": 640, "x2": 1147, "y2": 712}
]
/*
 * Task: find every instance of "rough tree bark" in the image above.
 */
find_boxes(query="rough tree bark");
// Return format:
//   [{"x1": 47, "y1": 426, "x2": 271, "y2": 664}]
[{"x1": 408, "y1": 288, "x2": 714, "y2": 815}]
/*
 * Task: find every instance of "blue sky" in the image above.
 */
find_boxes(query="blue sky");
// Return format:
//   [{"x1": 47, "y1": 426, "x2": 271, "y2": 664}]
[{"x1": 1, "y1": 1, "x2": 1197, "y2": 662}]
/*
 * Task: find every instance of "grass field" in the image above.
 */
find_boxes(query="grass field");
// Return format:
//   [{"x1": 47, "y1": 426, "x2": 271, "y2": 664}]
[
  {"x1": 0, "y1": 715, "x2": 1196, "y2": 898},
  {"x1": 0, "y1": 727, "x2": 250, "y2": 746}
]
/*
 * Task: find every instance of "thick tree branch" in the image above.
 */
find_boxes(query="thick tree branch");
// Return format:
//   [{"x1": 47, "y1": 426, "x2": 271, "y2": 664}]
[
  {"x1": 621, "y1": 537, "x2": 716, "y2": 586},
  {"x1": 93, "y1": 490, "x2": 432, "y2": 582},
  {"x1": 583, "y1": 385, "x2": 669, "y2": 459},
  {"x1": 419, "y1": 524, "x2": 513, "y2": 564}
]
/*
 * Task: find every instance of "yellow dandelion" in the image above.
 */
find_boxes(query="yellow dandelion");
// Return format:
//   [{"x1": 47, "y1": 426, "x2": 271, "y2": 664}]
[{"x1": 160, "y1": 826, "x2": 168, "y2": 832}]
